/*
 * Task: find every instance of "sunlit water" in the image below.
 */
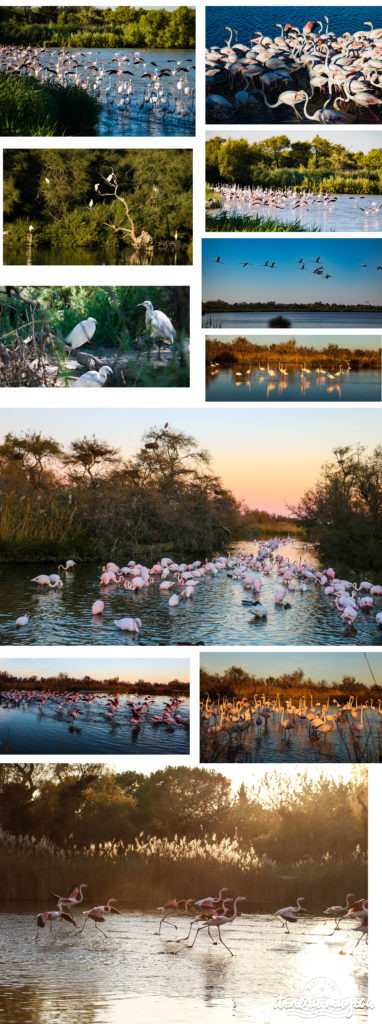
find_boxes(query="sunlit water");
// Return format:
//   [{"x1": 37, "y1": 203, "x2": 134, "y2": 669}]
[
  {"x1": 208, "y1": 194, "x2": 382, "y2": 233},
  {"x1": 0, "y1": 47, "x2": 195, "y2": 137},
  {"x1": 1, "y1": 542, "x2": 381, "y2": 646},
  {"x1": 0, "y1": 909, "x2": 368, "y2": 1024},
  {"x1": 201, "y1": 704, "x2": 381, "y2": 763},
  {"x1": 206, "y1": 366, "x2": 381, "y2": 402},
  {"x1": 0, "y1": 692, "x2": 189, "y2": 755},
  {"x1": 202, "y1": 311, "x2": 382, "y2": 328}
]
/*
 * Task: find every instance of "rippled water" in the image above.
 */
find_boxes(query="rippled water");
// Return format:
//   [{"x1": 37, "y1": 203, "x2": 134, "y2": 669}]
[
  {"x1": 0, "y1": 909, "x2": 368, "y2": 1024},
  {"x1": 0, "y1": 693, "x2": 189, "y2": 755},
  {"x1": 208, "y1": 195, "x2": 382, "y2": 233},
  {"x1": 4, "y1": 243, "x2": 187, "y2": 268},
  {"x1": 206, "y1": 366, "x2": 381, "y2": 402},
  {"x1": 1, "y1": 542, "x2": 381, "y2": 646},
  {"x1": 201, "y1": 704, "x2": 381, "y2": 763},
  {"x1": 202, "y1": 311, "x2": 382, "y2": 328},
  {"x1": 206, "y1": 5, "x2": 382, "y2": 45}
]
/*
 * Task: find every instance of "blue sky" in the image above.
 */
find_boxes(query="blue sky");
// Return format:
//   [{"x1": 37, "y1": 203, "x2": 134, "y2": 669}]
[
  {"x1": 206, "y1": 129, "x2": 382, "y2": 155},
  {"x1": 0, "y1": 656, "x2": 188, "y2": 684},
  {"x1": 0, "y1": 407, "x2": 378, "y2": 511},
  {"x1": 203, "y1": 238, "x2": 382, "y2": 305},
  {"x1": 205, "y1": 333, "x2": 381, "y2": 352},
  {"x1": 201, "y1": 652, "x2": 382, "y2": 688}
]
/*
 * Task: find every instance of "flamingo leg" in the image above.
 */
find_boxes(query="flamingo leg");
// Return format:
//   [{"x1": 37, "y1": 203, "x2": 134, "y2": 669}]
[
  {"x1": 156, "y1": 914, "x2": 178, "y2": 935},
  {"x1": 49, "y1": 921, "x2": 56, "y2": 941},
  {"x1": 95, "y1": 922, "x2": 108, "y2": 937},
  {"x1": 187, "y1": 923, "x2": 206, "y2": 948},
  {"x1": 217, "y1": 926, "x2": 234, "y2": 956}
]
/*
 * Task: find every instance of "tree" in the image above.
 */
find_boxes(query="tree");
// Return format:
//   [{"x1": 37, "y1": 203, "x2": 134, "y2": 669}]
[{"x1": 66, "y1": 435, "x2": 120, "y2": 483}]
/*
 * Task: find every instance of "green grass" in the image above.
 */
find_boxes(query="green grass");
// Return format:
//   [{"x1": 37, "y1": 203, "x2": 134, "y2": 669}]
[
  {"x1": 206, "y1": 211, "x2": 320, "y2": 233},
  {"x1": 0, "y1": 72, "x2": 99, "y2": 136}
]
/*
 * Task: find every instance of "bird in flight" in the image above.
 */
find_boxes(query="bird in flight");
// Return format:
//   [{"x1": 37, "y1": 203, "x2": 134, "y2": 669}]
[
  {"x1": 240, "y1": 261, "x2": 253, "y2": 268},
  {"x1": 210, "y1": 256, "x2": 224, "y2": 263}
]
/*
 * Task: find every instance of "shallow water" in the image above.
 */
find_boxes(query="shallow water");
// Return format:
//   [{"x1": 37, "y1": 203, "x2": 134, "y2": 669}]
[
  {"x1": 0, "y1": 692, "x2": 189, "y2": 755},
  {"x1": 201, "y1": 703, "x2": 381, "y2": 763},
  {"x1": 0, "y1": 909, "x2": 368, "y2": 1024},
  {"x1": 208, "y1": 194, "x2": 382, "y2": 233},
  {"x1": 0, "y1": 47, "x2": 195, "y2": 137},
  {"x1": 1, "y1": 542, "x2": 381, "y2": 647},
  {"x1": 206, "y1": 5, "x2": 382, "y2": 46},
  {"x1": 202, "y1": 311, "x2": 382, "y2": 328},
  {"x1": 4, "y1": 243, "x2": 187, "y2": 268},
  {"x1": 206, "y1": 366, "x2": 381, "y2": 402}
]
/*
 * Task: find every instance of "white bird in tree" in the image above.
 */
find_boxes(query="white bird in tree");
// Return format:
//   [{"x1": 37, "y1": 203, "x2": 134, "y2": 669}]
[
  {"x1": 71, "y1": 366, "x2": 113, "y2": 388},
  {"x1": 65, "y1": 317, "x2": 98, "y2": 351},
  {"x1": 137, "y1": 300, "x2": 176, "y2": 347}
]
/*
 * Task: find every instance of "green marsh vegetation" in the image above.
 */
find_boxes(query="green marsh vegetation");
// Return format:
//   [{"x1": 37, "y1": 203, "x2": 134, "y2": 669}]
[
  {"x1": 206, "y1": 211, "x2": 315, "y2": 232},
  {"x1": 3, "y1": 149, "x2": 193, "y2": 265},
  {"x1": 206, "y1": 134, "x2": 382, "y2": 195},
  {"x1": 206, "y1": 335, "x2": 382, "y2": 370},
  {"x1": 0, "y1": 6, "x2": 195, "y2": 49},
  {"x1": 0, "y1": 285, "x2": 190, "y2": 388},
  {"x1": 0, "y1": 763, "x2": 367, "y2": 909},
  {"x1": 0, "y1": 73, "x2": 99, "y2": 136}
]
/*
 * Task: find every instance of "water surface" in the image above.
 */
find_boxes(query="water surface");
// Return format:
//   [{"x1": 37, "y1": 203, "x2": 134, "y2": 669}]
[
  {"x1": 0, "y1": 909, "x2": 368, "y2": 1024},
  {"x1": 208, "y1": 194, "x2": 382, "y2": 233},
  {"x1": 0, "y1": 692, "x2": 189, "y2": 755},
  {"x1": 202, "y1": 311, "x2": 382, "y2": 328},
  {"x1": 206, "y1": 5, "x2": 382, "y2": 45},
  {"x1": 206, "y1": 366, "x2": 382, "y2": 402},
  {"x1": 1, "y1": 542, "x2": 380, "y2": 647}
]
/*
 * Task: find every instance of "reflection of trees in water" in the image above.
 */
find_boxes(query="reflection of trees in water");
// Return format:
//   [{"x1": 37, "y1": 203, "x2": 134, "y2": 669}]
[{"x1": 0, "y1": 982, "x2": 101, "y2": 1024}]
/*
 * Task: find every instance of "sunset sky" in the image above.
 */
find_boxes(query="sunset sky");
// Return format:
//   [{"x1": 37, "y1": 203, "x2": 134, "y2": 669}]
[
  {"x1": 201, "y1": 652, "x2": 382, "y2": 687},
  {"x1": 0, "y1": 407, "x2": 377, "y2": 512},
  {"x1": 0, "y1": 657, "x2": 189, "y2": 684}
]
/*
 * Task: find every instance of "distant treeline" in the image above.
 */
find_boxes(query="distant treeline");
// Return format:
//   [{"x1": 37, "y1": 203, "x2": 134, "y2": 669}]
[
  {"x1": 0, "y1": 6, "x2": 195, "y2": 48},
  {"x1": 203, "y1": 301, "x2": 382, "y2": 313},
  {"x1": 0, "y1": 671, "x2": 188, "y2": 695},
  {"x1": 200, "y1": 666, "x2": 381, "y2": 702},
  {"x1": 206, "y1": 336, "x2": 382, "y2": 369},
  {"x1": 206, "y1": 135, "x2": 382, "y2": 195}
]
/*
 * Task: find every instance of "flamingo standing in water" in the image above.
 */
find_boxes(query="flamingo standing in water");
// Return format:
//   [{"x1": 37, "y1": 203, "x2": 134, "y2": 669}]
[
  {"x1": 187, "y1": 896, "x2": 246, "y2": 955},
  {"x1": 323, "y1": 892, "x2": 357, "y2": 932}
]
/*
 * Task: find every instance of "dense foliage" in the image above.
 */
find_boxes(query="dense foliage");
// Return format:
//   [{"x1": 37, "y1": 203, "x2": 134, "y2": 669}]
[
  {"x1": 206, "y1": 134, "x2": 382, "y2": 195},
  {"x1": 0, "y1": 285, "x2": 189, "y2": 388},
  {"x1": 0, "y1": 671, "x2": 188, "y2": 695},
  {"x1": 0, "y1": 73, "x2": 99, "y2": 136},
  {"x1": 206, "y1": 335, "x2": 381, "y2": 369},
  {"x1": 200, "y1": 665, "x2": 381, "y2": 702},
  {"x1": 3, "y1": 149, "x2": 192, "y2": 264},
  {"x1": 0, "y1": 425, "x2": 239, "y2": 562},
  {"x1": 293, "y1": 445, "x2": 382, "y2": 573},
  {"x1": 0, "y1": 764, "x2": 367, "y2": 908},
  {"x1": 0, "y1": 6, "x2": 195, "y2": 48}
]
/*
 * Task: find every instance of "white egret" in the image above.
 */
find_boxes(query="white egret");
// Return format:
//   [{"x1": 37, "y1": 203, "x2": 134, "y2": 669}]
[
  {"x1": 65, "y1": 316, "x2": 98, "y2": 351},
  {"x1": 106, "y1": 173, "x2": 114, "y2": 182},
  {"x1": 137, "y1": 300, "x2": 176, "y2": 346},
  {"x1": 89, "y1": 199, "x2": 94, "y2": 208},
  {"x1": 94, "y1": 183, "x2": 100, "y2": 191},
  {"x1": 71, "y1": 365, "x2": 112, "y2": 388},
  {"x1": 28, "y1": 224, "x2": 34, "y2": 232},
  {"x1": 45, "y1": 177, "x2": 50, "y2": 184}
]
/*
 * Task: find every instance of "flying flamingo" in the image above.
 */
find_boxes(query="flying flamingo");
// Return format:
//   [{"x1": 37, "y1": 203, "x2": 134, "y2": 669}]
[{"x1": 51, "y1": 884, "x2": 87, "y2": 909}]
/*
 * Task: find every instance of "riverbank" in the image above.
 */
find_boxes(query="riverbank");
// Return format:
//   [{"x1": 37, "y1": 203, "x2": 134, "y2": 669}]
[
  {"x1": 0, "y1": 72, "x2": 99, "y2": 136},
  {"x1": 206, "y1": 341, "x2": 381, "y2": 369}
]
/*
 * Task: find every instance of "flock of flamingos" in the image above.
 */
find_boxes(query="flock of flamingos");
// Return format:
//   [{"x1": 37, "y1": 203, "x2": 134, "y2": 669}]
[
  {"x1": 0, "y1": 44, "x2": 196, "y2": 130},
  {"x1": 0, "y1": 688, "x2": 189, "y2": 732},
  {"x1": 34, "y1": 883, "x2": 368, "y2": 955},
  {"x1": 200, "y1": 690, "x2": 380, "y2": 761},
  {"x1": 206, "y1": 18, "x2": 382, "y2": 122},
  {"x1": 13, "y1": 537, "x2": 382, "y2": 639},
  {"x1": 208, "y1": 184, "x2": 382, "y2": 230}
]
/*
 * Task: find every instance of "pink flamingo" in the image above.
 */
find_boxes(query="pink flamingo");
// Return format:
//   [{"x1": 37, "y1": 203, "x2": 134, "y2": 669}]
[
  {"x1": 275, "y1": 897, "x2": 307, "y2": 932},
  {"x1": 35, "y1": 906, "x2": 77, "y2": 939},
  {"x1": 187, "y1": 896, "x2": 246, "y2": 956}
]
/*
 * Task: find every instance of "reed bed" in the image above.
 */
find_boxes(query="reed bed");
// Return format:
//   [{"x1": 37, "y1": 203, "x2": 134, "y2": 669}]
[
  {"x1": 206, "y1": 212, "x2": 317, "y2": 233},
  {"x1": 0, "y1": 72, "x2": 99, "y2": 136},
  {"x1": 0, "y1": 829, "x2": 367, "y2": 911}
]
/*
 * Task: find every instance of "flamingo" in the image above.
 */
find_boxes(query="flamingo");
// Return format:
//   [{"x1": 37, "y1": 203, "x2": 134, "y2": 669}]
[
  {"x1": 323, "y1": 892, "x2": 356, "y2": 932},
  {"x1": 187, "y1": 896, "x2": 246, "y2": 955},
  {"x1": 16, "y1": 613, "x2": 30, "y2": 627},
  {"x1": 81, "y1": 897, "x2": 121, "y2": 937},
  {"x1": 35, "y1": 906, "x2": 77, "y2": 939},
  {"x1": 275, "y1": 897, "x2": 307, "y2": 933},
  {"x1": 51, "y1": 884, "x2": 87, "y2": 909}
]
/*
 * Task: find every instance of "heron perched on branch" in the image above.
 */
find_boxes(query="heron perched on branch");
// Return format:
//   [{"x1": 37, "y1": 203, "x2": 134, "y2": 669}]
[{"x1": 137, "y1": 300, "x2": 176, "y2": 356}]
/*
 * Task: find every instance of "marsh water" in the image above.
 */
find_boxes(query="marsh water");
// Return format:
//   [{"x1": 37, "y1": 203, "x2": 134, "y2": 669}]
[
  {"x1": 208, "y1": 194, "x2": 382, "y2": 233},
  {"x1": 1, "y1": 542, "x2": 380, "y2": 647},
  {"x1": 0, "y1": 908, "x2": 368, "y2": 1024},
  {"x1": 4, "y1": 242, "x2": 187, "y2": 268},
  {"x1": 206, "y1": 366, "x2": 381, "y2": 402},
  {"x1": 0, "y1": 693, "x2": 189, "y2": 755},
  {"x1": 202, "y1": 311, "x2": 382, "y2": 328},
  {"x1": 206, "y1": 5, "x2": 382, "y2": 46},
  {"x1": 201, "y1": 703, "x2": 381, "y2": 764}
]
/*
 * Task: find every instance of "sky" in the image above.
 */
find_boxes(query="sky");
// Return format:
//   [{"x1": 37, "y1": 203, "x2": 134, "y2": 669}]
[
  {"x1": 206, "y1": 129, "x2": 382, "y2": 155},
  {"x1": 0, "y1": 657, "x2": 188, "y2": 684},
  {"x1": 200, "y1": 652, "x2": 382, "y2": 688},
  {"x1": 203, "y1": 238, "x2": 382, "y2": 306},
  {"x1": 0, "y1": 406, "x2": 378, "y2": 511},
  {"x1": 206, "y1": 333, "x2": 382, "y2": 353}
]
